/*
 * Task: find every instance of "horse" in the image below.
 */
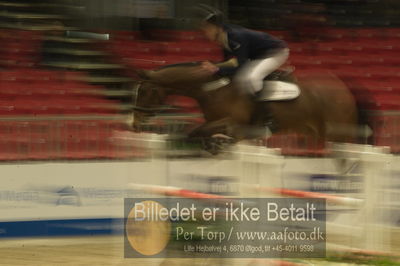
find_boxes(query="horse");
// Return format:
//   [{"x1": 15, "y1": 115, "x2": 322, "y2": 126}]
[{"x1": 129, "y1": 62, "x2": 359, "y2": 153}]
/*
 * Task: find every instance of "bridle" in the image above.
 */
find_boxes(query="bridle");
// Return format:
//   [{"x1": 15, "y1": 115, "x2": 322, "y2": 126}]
[
  {"x1": 131, "y1": 80, "x2": 175, "y2": 113},
  {"x1": 131, "y1": 81, "x2": 142, "y2": 109}
]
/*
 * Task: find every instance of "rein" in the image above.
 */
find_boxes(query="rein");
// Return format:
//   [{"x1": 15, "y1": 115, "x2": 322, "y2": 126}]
[{"x1": 131, "y1": 80, "x2": 176, "y2": 113}]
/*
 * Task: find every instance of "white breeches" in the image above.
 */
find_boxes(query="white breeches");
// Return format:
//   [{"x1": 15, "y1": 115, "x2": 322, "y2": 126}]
[{"x1": 235, "y1": 48, "x2": 289, "y2": 94}]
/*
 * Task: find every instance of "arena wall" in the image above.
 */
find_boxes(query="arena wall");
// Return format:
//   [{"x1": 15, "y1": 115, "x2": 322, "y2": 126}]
[{"x1": 0, "y1": 155, "x2": 397, "y2": 238}]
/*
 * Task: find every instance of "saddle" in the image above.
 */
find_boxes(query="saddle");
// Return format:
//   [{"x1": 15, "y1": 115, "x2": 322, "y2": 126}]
[
  {"x1": 202, "y1": 69, "x2": 301, "y2": 102},
  {"x1": 258, "y1": 70, "x2": 300, "y2": 102}
]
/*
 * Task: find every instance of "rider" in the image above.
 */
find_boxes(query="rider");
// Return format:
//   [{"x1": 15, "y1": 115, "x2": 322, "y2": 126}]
[
  {"x1": 193, "y1": 4, "x2": 289, "y2": 97},
  {"x1": 193, "y1": 4, "x2": 289, "y2": 137}
]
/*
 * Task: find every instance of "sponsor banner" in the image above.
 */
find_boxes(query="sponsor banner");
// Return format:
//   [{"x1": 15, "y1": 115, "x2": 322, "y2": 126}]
[
  {"x1": 0, "y1": 156, "x2": 398, "y2": 237},
  {"x1": 0, "y1": 159, "x2": 238, "y2": 237},
  {"x1": 0, "y1": 160, "x2": 169, "y2": 237},
  {"x1": 0, "y1": 161, "x2": 169, "y2": 223},
  {"x1": 124, "y1": 198, "x2": 326, "y2": 258}
]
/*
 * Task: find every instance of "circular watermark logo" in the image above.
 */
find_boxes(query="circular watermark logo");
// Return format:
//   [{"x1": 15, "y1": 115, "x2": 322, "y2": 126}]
[{"x1": 126, "y1": 200, "x2": 171, "y2": 256}]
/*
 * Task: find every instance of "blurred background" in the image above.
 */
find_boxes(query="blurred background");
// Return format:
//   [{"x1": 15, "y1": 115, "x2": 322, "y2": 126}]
[
  {"x1": 0, "y1": 0, "x2": 400, "y2": 265},
  {"x1": 0, "y1": 0, "x2": 400, "y2": 158}
]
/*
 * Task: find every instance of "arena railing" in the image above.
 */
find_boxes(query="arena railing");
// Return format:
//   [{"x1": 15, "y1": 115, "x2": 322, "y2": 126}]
[{"x1": 0, "y1": 114, "x2": 137, "y2": 161}]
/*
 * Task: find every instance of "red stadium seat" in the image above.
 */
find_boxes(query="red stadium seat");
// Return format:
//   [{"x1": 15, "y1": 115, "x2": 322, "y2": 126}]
[
  {"x1": 0, "y1": 29, "x2": 42, "y2": 68},
  {"x1": 266, "y1": 134, "x2": 327, "y2": 157},
  {"x1": 361, "y1": 40, "x2": 400, "y2": 53},
  {"x1": 338, "y1": 66, "x2": 400, "y2": 80},
  {"x1": 365, "y1": 67, "x2": 400, "y2": 80},
  {"x1": 0, "y1": 136, "x2": 26, "y2": 160},
  {"x1": 352, "y1": 28, "x2": 383, "y2": 39},
  {"x1": 163, "y1": 41, "x2": 222, "y2": 57},
  {"x1": 383, "y1": 28, "x2": 400, "y2": 39},
  {"x1": 288, "y1": 42, "x2": 313, "y2": 54},
  {"x1": 146, "y1": 30, "x2": 206, "y2": 41},
  {"x1": 322, "y1": 28, "x2": 355, "y2": 40},
  {"x1": 109, "y1": 30, "x2": 142, "y2": 41},
  {"x1": 262, "y1": 30, "x2": 291, "y2": 41},
  {"x1": 346, "y1": 55, "x2": 384, "y2": 66},
  {"x1": 351, "y1": 79, "x2": 400, "y2": 95},
  {"x1": 0, "y1": 131, "x2": 54, "y2": 160},
  {"x1": 379, "y1": 52, "x2": 400, "y2": 66},
  {"x1": 49, "y1": 121, "x2": 132, "y2": 159},
  {"x1": 289, "y1": 55, "x2": 323, "y2": 69},
  {"x1": 316, "y1": 55, "x2": 353, "y2": 68},
  {"x1": 0, "y1": 62, "x2": 130, "y2": 159},
  {"x1": 0, "y1": 69, "x2": 72, "y2": 82},
  {"x1": 162, "y1": 55, "x2": 219, "y2": 65},
  {"x1": 0, "y1": 98, "x2": 120, "y2": 115},
  {"x1": 115, "y1": 40, "x2": 164, "y2": 56},
  {"x1": 366, "y1": 95, "x2": 400, "y2": 110},
  {"x1": 333, "y1": 66, "x2": 372, "y2": 80},
  {"x1": 314, "y1": 41, "x2": 364, "y2": 55}
]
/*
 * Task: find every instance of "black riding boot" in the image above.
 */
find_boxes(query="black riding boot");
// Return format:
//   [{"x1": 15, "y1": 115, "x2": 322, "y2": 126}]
[{"x1": 253, "y1": 92, "x2": 279, "y2": 134}]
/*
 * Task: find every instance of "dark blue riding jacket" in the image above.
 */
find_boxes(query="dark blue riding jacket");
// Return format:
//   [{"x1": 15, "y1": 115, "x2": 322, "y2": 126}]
[{"x1": 217, "y1": 24, "x2": 287, "y2": 77}]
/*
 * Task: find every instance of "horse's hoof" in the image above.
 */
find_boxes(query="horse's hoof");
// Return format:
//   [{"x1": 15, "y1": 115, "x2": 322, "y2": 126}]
[
  {"x1": 202, "y1": 134, "x2": 235, "y2": 155},
  {"x1": 211, "y1": 133, "x2": 234, "y2": 140}
]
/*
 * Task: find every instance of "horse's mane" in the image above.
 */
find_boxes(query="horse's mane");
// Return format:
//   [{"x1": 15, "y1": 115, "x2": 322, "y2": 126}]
[
  {"x1": 157, "y1": 61, "x2": 200, "y2": 70},
  {"x1": 144, "y1": 61, "x2": 216, "y2": 87}
]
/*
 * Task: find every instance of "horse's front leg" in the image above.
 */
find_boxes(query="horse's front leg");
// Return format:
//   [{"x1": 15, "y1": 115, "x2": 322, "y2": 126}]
[
  {"x1": 186, "y1": 117, "x2": 240, "y2": 155},
  {"x1": 188, "y1": 116, "x2": 273, "y2": 140},
  {"x1": 187, "y1": 118, "x2": 271, "y2": 154},
  {"x1": 187, "y1": 117, "x2": 236, "y2": 139}
]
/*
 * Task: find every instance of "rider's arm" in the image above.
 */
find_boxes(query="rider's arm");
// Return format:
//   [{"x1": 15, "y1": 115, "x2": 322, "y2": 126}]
[
  {"x1": 215, "y1": 58, "x2": 239, "y2": 69},
  {"x1": 216, "y1": 33, "x2": 249, "y2": 76}
]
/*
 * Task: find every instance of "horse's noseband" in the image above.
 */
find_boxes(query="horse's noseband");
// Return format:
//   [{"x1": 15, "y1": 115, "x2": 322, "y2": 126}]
[{"x1": 132, "y1": 81, "x2": 142, "y2": 107}]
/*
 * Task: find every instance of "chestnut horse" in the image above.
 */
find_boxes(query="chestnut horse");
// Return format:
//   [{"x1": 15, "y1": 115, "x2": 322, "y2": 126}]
[{"x1": 130, "y1": 63, "x2": 358, "y2": 148}]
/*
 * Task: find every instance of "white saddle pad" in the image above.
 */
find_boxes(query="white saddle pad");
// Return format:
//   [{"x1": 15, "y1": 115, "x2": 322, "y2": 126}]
[
  {"x1": 201, "y1": 78, "x2": 300, "y2": 102},
  {"x1": 257, "y1": 81, "x2": 300, "y2": 101}
]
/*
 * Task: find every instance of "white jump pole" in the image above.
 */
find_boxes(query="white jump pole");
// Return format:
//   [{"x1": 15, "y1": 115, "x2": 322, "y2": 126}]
[
  {"x1": 122, "y1": 135, "x2": 392, "y2": 254},
  {"x1": 231, "y1": 142, "x2": 392, "y2": 253},
  {"x1": 230, "y1": 144, "x2": 284, "y2": 197},
  {"x1": 331, "y1": 143, "x2": 392, "y2": 252}
]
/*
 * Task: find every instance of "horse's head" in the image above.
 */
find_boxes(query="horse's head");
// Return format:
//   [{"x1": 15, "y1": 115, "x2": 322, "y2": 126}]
[
  {"x1": 131, "y1": 80, "x2": 168, "y2": 131},
  {"x1": 129, "y1": 61, "x2": 229, "y2": 131}
]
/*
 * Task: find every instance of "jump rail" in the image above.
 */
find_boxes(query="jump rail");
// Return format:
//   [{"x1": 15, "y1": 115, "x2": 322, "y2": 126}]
[
  {"x1": 124, "y1": 135, "x2": 393, "y2": 254},
  {"x1": 129, "y1": 183, "x2": 364, "y2": 207}
]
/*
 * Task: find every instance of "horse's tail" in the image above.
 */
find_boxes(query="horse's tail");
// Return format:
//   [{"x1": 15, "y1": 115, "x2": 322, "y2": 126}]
[
  {"x1": 349, "y1": 81, "x2": 375, "y2": 144},
  {"x1": 354, "y1": 105, "x2": 373, "y2": 143}
]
